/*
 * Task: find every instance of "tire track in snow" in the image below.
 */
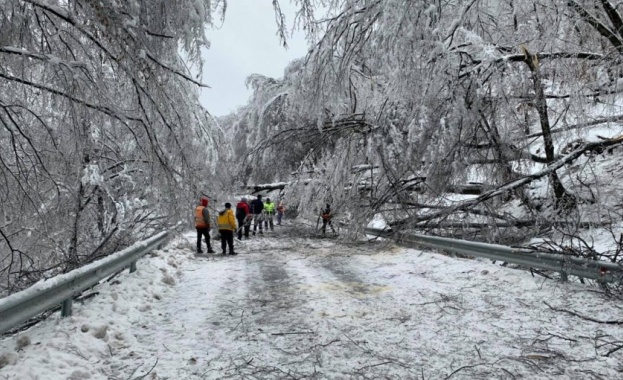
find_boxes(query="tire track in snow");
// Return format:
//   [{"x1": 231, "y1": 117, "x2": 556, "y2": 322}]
[
  {"x1": 198, "y1": 240, "x2": 325, "y2": 379},
  {"x1": 97, "y1": 228, "x2": 623, "y2": 379},
  {"x1": 122, "y1": 250, "x2": 251, "y2": 379}
]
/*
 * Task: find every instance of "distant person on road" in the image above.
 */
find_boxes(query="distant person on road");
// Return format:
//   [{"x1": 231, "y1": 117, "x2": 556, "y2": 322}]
[
  {"x1": 264, "y1": 198, "x2": 276, "y2": 231},
  {"x1": 250, "y1": 195, "x2": 264, "y2": 235},
  {"x1": 217, "y1": 202, "x2": 237, "y2": 255},
  {"x1": 235, "y1": 197, "x2": 251, "y2": 240},
  {"x1": 276, "y1": 200, "x2": 285, "y2": 225},
  {"x1": 321, "y1": 203, "x2": 336, "y2": 235},
  {"x1": 195, "y1": 196, "x2": 215, "y2": 254}
]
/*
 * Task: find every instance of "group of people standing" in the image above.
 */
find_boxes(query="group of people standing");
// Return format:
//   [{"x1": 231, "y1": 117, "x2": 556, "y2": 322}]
[
  {"x1": 194, "y1": 196, "x2": 237, "y2": 255},
  {"x1": 194, "y1": 195, "x2": 286, "y2": 256},
  {"x1": 235, "y1": 194, "x2": 285, "y2": 239}
]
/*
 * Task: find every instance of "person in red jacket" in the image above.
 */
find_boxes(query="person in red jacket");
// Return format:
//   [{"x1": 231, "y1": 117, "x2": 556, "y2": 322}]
[
  {"x1": 195, "y1": 196, "x2": 214, "y2": 254},
  {"x1": 235, "y1": 197, "x2": 251, "y2": 240}
]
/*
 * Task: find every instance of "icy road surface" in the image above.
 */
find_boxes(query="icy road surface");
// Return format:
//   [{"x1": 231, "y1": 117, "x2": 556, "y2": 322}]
[{"x1": 1, "y1": 226, "x2": 622, "y2": 379}]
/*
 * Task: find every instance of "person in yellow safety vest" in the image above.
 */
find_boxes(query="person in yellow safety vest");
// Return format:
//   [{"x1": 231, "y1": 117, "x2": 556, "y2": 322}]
[
  {"x1": 263, "y1": 198, "x2": 276, "y2": 231},
  {"x1": 217, "y1": 202, "x2": 237, "y2": 255},
  {"x1": 195, "y1": 196, "x2": 215, "y2": 254}
]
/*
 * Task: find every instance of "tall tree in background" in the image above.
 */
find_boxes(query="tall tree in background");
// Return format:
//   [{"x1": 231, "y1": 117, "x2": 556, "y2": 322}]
[{"x1": 0, "y1": 0, "x2": 226, "y2": 294}]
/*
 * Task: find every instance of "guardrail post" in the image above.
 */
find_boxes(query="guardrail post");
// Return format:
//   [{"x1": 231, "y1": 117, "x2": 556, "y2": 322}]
[
  {"x1": 560, "y1": 271, "x2": 568, "y2": 282},
  {"x1": 598, "y1": 267, "x2": 607, "y2": 286},
  {"x1": 129, "y1": 261, "x2": 137, "y2": 273},
  {"x1": 61, "y1": 299, "x2": 73, "y2": 317}
]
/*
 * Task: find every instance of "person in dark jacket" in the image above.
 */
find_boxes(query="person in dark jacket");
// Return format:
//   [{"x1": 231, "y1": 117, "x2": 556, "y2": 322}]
[
  {"x1": 235, "y1": 197, "x2": 251, "y2": 240},
  {"x1": 217, "y1": 203, "x2": 237, "y2": 255},
  {"x1": 250, "y1": 195, "x2": 264, "y2": 235},
  {"x1": 321, "y1": 203, "x2": 336, "y2": 235},
  {"x1": 195, "y1": 196, "x2": 215, "y2": 254}
]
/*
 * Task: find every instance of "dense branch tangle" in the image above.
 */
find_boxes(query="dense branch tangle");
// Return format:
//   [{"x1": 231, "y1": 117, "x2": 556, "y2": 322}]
[
  {"x1": 0, "y1": 0, "x2": 223, "y2": 296},
  {"x1": 232, "y1": 0, "x2": 623, "y2": 244}
]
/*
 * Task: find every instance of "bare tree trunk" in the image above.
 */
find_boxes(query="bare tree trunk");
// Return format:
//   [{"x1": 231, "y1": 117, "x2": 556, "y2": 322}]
[
  {"x1": 521, "y1": 46, "x2": 575, "y2": 209},
  {"x1": 68, "y1": 181, "x2": 84, "y2": 270},
  {"x1": 97, "y1": 189, "x2": 105, "y2": 235}
]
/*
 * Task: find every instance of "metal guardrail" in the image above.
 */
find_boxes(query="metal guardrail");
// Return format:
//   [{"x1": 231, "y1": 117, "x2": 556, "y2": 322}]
[
  {"x1": 365, "y1": 227, "x2": 623, "y2": 283},
  {"x1": 0, "y1": 231, "x2": 170, "y2": 334}
]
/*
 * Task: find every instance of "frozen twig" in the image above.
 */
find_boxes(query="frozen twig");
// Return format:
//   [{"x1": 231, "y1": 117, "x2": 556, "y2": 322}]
[
  {"x1": 544, "y1": 302, "x2": 623, "y2": 324},
  {"x1": 229, "y1": 309, "x2": 245, "y2": 333},
  {"x1": 474, "y1": 345, "x2": 482, "y2": 360},
  {"x1": 605, "y1": 343, "x2": 623, "y2": 357},
  {"x1": 354, "y1": 360, "x2": 393, "y2": 371},
  {"x1": 444, "y1": 363, "x2": 488, "y2": 379},
  {"x1": 130, "y1": 358, "x2": 158, "y2": 380},
  {"x1": 271, "y1": 330, "x2": 315, "y2": 336},
  {"x1": 500, "y1": 368, "x2": 517, "y2": 379}
]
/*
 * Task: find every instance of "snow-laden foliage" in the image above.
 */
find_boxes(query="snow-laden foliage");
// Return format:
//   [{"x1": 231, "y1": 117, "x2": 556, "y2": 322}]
[
  {"x1": 222, "y1": 0, "x2": 623, "y2": 249},
  {"x1": 0, "y1": 0, "x2": 227, "y2": 295}
]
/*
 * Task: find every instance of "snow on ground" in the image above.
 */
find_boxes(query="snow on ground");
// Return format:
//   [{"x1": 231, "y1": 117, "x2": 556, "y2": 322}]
[{"x1": 1, "y1": 223, "x2": 623, "y2": 379}]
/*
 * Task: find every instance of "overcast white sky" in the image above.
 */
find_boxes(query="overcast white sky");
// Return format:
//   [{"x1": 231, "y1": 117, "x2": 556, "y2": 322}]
[{"x1": 200, "y1": 0, "x2": 309, "y2": 117}]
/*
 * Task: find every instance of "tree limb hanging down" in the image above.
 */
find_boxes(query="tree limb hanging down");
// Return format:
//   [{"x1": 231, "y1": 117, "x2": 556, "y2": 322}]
[{"x1": 0, "y1": 0, "x2": 226, "y2": 295}]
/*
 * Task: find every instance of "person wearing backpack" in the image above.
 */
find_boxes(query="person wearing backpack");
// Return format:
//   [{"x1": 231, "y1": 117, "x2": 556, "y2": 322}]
[
  {"x1": 194, "y1": 196, "x2": 215, "y2": 254},
  {"x1": 235, "y1": 197, "x2": 251, "y2": 240},
  {"x1": 217, "y1": 202, "x2": 237, "y2": 255}
]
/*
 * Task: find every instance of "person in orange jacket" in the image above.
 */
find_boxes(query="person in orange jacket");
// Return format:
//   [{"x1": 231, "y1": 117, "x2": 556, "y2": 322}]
[
  {"x1": 217, "y1": 202, "x2": 237, "y2": 255},
  {"x1": 195, "y1": 196, "x2": 214, "y2": 254}
]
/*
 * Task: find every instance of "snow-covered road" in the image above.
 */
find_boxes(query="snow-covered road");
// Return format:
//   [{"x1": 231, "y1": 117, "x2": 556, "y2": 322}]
[{"x1": 1, "y1": 225, "x2": 622, "y2": 379}]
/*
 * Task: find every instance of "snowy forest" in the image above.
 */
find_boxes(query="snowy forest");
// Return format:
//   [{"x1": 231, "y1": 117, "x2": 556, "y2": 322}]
[{"x1": 4, "y1": 0, "x2": 623, "y2": 297}]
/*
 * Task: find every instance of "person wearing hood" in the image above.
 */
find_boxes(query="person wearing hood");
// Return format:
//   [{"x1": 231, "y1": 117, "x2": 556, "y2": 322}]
[
  {"x1": 217, "y1": 202, "x2": 237, "y2": 255},
  {"x1": 195, "y1": 196, "x2": 214, "y2": 254},
  {"x1": 235, "y1": 197, "x2": 251, "y2": 240}
]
